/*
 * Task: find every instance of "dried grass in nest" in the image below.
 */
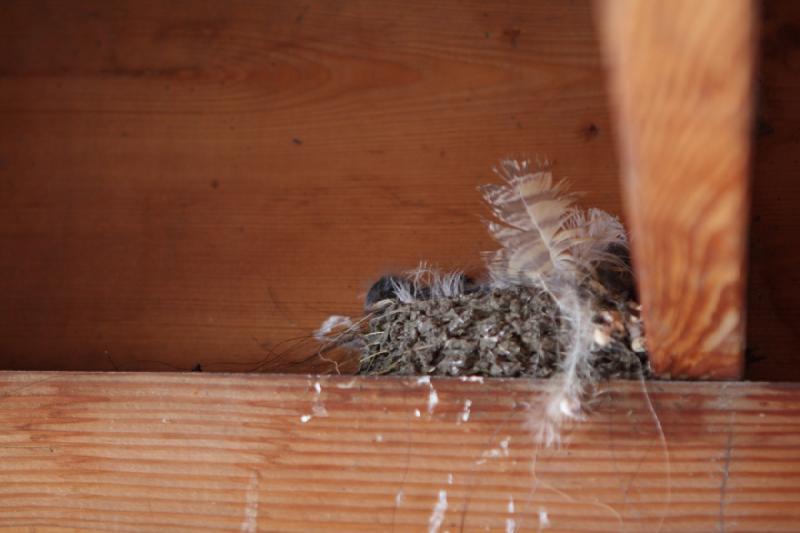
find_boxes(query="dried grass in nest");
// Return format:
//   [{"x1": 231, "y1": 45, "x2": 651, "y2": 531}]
[{"x1": 358, "y1": 277, "x2": 647, "y2": 379}]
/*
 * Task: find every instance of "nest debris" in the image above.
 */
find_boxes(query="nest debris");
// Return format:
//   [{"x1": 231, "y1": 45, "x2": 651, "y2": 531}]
[{"x1": 358, "y1": 278, "x2": 648, "y2": 379}]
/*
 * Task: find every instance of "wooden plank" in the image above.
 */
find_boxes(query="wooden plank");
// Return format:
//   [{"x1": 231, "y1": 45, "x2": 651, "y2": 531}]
[
  {"x1": 0, "y1": 372, "x2": 799, "y2": 532},
  {"x1": 598, "y1": 0, "x2": 755, "y2": 379},
  {"x1": 0, "y1": 0, "x2": 620, "y2": 373},
  {"x1": 3, "y1": 0, "x2": 799, "y2": 382}
]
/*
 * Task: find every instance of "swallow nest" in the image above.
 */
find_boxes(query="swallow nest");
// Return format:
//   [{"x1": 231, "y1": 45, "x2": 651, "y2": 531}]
[
  {"x1": 357, "y1": 271, "x2": 647, "y2": 379},
  {"x1": 315, "y1": 160, "x2": 651, "y2": 444}
]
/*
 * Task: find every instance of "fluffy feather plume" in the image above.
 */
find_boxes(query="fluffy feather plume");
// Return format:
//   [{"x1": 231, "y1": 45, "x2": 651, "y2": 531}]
[
  {"x1": 481, "y1": 160, "x2": 584, "y2": 287},
  {"x1": 568, "y1": 208, "x2": 629, "y2": 274},
  {"x1": 482, "y1": 159, "x2": 630, "y2": 445},
  {"x1": 389, "y1": 263, "x2": 468, "y2": 304},
  {"x1": 482, "y1": 160, "x2": 627, "y2": 287}
]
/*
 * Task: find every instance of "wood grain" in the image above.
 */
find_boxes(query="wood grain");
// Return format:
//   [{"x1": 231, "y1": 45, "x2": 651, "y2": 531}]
[
  {"x1": 0, "y1": 0, "x2": 620, "y2": 373},
  {"x1": 0, "y1": 372, "x2": 799, "y2": 532},
  {"x1": 598, "y1": 0, "x2": 755, "y2": 379},
  {"x1": 3, "y1": 0, "x2": 799, "y2": 381}
]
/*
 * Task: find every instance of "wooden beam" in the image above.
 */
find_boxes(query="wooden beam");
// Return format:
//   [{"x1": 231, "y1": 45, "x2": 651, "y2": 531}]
[
  {"x1": 1, "y1": 372, "x2": 799, "y2": 531},
  {"x1": 0, "y1": 0, "x2": 619, "y2": 374},
  {"x1": 597, "y1": 1, "x2": 755, "y2": 378}
]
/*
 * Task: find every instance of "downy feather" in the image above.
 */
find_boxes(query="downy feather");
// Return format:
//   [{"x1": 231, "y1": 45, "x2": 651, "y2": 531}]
[
  {"x1": 389, "y1": 263, "x2": 467, "y2": 303},
  {"x1": 481, "y1": 159, "x2": 631, "y2": 445},
  {"x1": 568, "y1": 208, "x2": 629, "y2": 275},
  {"x1": 481, "y1": 160, "x2": 585, "y2": 287}
]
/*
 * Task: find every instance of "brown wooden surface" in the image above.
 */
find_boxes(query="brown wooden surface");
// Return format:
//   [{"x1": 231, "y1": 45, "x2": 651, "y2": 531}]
[
  {"x1": 1, "y1": 372, "x2": 799, "y2": 532},
  {"x1": 0, "y1": 0, "x2": 620, "y2": 373},
  {"x1": 598, "y1": 0, "x2": 754, "y2": 379},
  {"x1": 2, "y1": 0, "x2": 800, "y2": 380}
]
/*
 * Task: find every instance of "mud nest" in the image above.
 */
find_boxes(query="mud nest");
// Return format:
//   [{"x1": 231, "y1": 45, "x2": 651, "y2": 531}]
[{"x1": 357, "y1": 278, "x2": 649, "y2": 379}]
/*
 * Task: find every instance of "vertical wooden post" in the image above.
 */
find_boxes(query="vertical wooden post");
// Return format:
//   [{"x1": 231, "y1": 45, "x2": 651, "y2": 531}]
[{"x1": 598, "y1": 1, "x2": 755, "y2": 378}]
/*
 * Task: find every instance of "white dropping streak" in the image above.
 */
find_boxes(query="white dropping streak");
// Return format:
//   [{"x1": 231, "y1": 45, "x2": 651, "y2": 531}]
[
  {"x1": 311, "y1": 380, "x2": 327, "y2": 417},
  {"x1": 428, "y1": 490, "x2": 448, "y2": 533},
  {"x1": 480, "y1": 436, "x2": 512, "y2": 461},
  {"x1": 299, "y1": 415, "x2": 312, "y2": 423},
  {"x1": 499, "y1": 437, "x2": 510, "y2": 456},
  {"x1": 240, "y1": 471, "x2": 259, "y2": 533},
  {"x1": 459, "y1": 399, "x2": 472, "y2": 423},
  {"x1": 337, "y1": 379, "x2": 358, "y2": 389},
  {"x1": 428, "y1": 388, "x2": 439, "y2": 414},
  {"x1": 506, "y1": 496, "x2": 516, "y2": 533},
  {"x1": 538, "y1": 507, "x2": 550, "y2": 529},
  {"x1": 416, "y1": 376, "x2": 439, "y2": 415}
]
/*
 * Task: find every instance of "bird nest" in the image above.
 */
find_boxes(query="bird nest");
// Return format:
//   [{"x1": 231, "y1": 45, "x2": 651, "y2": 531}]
[{"x1": 357, "y1": 272, "x2": 648, "y2": 379}]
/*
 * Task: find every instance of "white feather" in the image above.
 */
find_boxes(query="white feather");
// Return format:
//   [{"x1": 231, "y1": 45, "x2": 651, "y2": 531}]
[
  {"x1": 568, "y1": 208, "x2": 629, "y2": 273},
  {"x1": 392, "y1": 263, "x2": 467, "y2": 303},
  {"x1": 482, "y1": 159, "x2": 630, "y2": 445},
  {"x1": 482, "y1": 161, "x2": 585, "y2": 286},
  {"x1": 430, "y1": 270, "x2": 466, "y2": 299},
  {"x1": 314, "y1": 315, "x2": 354, "y2": 341},
  {"x1": 390, "y1": 277, "x2": 418, "y2": 304}
]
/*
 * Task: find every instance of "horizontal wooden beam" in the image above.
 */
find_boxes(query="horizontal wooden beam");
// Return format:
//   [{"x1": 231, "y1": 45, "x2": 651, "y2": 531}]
[
  {"x1": 0, "y1": 0, "x2": 619, "y2": 375},
  {"x1": 1, "y1": 372, "x2": 799, "y2": 531}
]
